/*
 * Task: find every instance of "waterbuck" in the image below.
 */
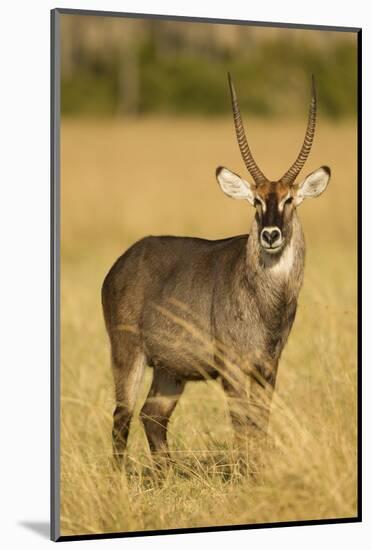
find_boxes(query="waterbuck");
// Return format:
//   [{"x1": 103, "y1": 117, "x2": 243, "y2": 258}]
[{"x1": 102, "y1": 74, "x2": 330, "y2": 472}]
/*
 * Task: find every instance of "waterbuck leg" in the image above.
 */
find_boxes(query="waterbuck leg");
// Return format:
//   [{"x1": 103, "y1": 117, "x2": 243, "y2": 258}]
[
  {"x1": 222, "y1": 375, "x2": 250, "y2": 472},
  {"x1": 140, "y1": 368, "x2": 185, "y2": 472},
  {"x1": 248, "y1": 362, "x2": 278, "y2": 472},
  {"x1": 111, "y1": 333, "x2": 145, "y2": 470}
]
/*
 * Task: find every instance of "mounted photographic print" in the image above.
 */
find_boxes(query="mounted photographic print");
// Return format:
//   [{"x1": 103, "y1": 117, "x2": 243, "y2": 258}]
[{"x1": 51, "y1": 8, "x2": 361, "y2": 542}]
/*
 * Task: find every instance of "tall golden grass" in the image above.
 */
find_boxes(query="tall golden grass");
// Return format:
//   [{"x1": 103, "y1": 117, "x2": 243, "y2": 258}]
[{"x1": 60, "y1": 116, "x2": 357, "y2": 536}]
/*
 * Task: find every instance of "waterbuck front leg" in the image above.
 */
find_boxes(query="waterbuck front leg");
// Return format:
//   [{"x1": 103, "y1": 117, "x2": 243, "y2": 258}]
[
  {"x1": 140, "y1": 368, "x2": 185, "y2": 473},
  {"x1": 222, "y1": 361, "x2": 277, "y2": 476},
  {"x1": 247, "y1": 361, "x2": 278, "y2": 473},
  {"x1": 222, "y1": 372, "x2": 250, "y2": 474}
]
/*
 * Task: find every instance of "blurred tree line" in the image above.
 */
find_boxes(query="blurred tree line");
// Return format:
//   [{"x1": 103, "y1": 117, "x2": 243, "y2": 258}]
[{"x1": 61, "y1": 15, "x2": 357, "y2": 118}]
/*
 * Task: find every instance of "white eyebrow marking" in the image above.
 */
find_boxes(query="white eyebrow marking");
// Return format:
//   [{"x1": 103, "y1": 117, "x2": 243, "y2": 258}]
[
  {"x1": 279, "y1": 192, "x2": 291, "y2": 212},
  {"x1": 256, "y1": 195, "x2": 266, "y2": 212}
]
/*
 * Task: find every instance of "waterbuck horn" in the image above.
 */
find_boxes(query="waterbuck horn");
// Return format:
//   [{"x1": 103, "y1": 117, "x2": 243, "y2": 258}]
[
  {"x1": 228, "y1": 72, "x2": 267, "y2": 186},
  {"x1": 280, "y1": 75, "x2": 317, "y2": 185}
]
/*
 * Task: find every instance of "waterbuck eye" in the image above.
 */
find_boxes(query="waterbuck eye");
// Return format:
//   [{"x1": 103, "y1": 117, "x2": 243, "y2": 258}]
[{"x1": 285, "y1": 197, "x2": 293, "y2": 206}]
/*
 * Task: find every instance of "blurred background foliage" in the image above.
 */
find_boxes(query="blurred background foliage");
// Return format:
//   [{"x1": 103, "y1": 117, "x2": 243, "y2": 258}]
[{"x1": 61, "y1": 15, "x2": 357, "y2": 119}]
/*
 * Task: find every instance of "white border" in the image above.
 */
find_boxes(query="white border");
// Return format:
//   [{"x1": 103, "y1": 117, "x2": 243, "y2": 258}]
[{"x1": 0, "y1": 1, "x2": 368, "y2": 548}]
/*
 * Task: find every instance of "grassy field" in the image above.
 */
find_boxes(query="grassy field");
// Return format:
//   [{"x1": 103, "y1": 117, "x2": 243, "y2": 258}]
[{"x1": 60, "y1": 116, "x2": 358, "y2": 536}]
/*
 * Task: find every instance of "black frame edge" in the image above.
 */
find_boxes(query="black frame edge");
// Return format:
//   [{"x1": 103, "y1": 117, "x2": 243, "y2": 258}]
[
  {"x1": 51, "y1": 7, "x2": 61, "y2": 543},
  {"x1": 53, "y1": 7, "x2": 360, "y2": 33},
  {"x1": 356, "y1": 28, "x2": 362, "y2": 523},
  {"x1": 57, "y1": 516, "x2": 361, "y2": 542}
]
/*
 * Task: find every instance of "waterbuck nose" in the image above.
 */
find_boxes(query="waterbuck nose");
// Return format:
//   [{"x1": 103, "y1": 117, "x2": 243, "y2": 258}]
[{"x1": 261, "y1": 227, "x2": 282, "y2": 247}]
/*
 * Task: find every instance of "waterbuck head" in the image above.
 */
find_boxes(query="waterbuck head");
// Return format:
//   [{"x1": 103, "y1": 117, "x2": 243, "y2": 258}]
[{"x1": 216, "y1": 74, "x2": 331, "y2": 254}]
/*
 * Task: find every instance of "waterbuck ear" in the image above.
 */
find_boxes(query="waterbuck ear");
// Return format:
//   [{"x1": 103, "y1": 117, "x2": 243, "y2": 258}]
[
  {"x1": 216, "y1": 166, "x2": 255, "y2": 205},
  {"x1": 295, "y1": 166, "x2": 331, "y2": 206}
]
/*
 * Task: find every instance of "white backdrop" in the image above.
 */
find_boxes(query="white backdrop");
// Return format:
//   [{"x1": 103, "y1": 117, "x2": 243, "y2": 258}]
[{"x1": 0, "y1": 1, "x2": 368, "y2": 548}]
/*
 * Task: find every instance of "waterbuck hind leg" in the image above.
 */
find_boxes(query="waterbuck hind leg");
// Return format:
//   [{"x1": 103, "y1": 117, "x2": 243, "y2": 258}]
[
  {"x1": 110, "y1": 333, "x2": 145, "y2": 471},
  {"x1": 140, "y1": 368, "x2": 185, "y2": 474}
]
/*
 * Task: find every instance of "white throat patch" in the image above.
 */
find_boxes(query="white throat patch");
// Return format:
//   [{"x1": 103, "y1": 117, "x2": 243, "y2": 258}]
[{"x1": 268, "y1": 241, "x2": 295, "y2": 278}]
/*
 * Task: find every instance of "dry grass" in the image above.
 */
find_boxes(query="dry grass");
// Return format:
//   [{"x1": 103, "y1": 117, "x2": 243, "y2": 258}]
[{"x1": 60, "y1": 116, "x2": 358, "y2": 536}]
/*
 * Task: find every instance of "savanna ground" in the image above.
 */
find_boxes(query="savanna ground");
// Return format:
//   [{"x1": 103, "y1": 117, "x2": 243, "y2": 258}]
[{"x1": 60, "y1": 116, "x2": 357, "y2": 536}]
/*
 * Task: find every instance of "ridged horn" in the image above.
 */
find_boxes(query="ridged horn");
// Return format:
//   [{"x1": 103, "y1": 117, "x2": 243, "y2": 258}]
[
  {"x1": 280, "y1": 75, "x2": 317, "y2": 185},
  {"x1": 228, "y1": 72, "x2": 267, "y2": 186}
]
